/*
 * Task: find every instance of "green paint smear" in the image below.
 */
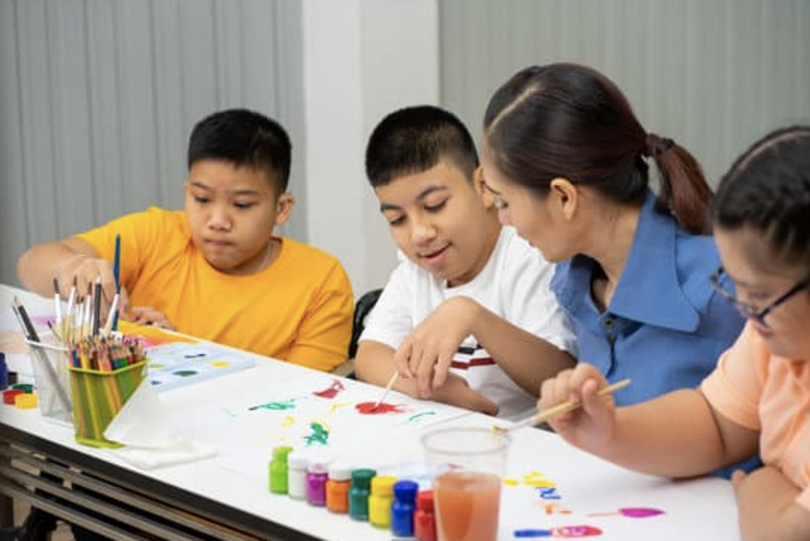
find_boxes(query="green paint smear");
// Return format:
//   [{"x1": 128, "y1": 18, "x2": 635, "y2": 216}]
[
  {"x1": 248, "y1": 399, "x2": 297, "y2": 411},
  {"x1": 407, "y1": 411, "x2": 437, "y2": 422},
  {"x1": 304, "y1": 422, "x2": 330, "y2": 446}
]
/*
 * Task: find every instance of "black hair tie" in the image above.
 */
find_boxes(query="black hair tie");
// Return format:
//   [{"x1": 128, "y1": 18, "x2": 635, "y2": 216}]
[{"x1": 644, "y1": 133, "x2": 675, "y2": 157}]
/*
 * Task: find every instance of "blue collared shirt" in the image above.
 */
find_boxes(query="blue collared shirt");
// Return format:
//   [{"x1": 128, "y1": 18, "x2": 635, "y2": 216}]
[{"x1": 551, "y1": 191, "x2": 745, "y2": 406}]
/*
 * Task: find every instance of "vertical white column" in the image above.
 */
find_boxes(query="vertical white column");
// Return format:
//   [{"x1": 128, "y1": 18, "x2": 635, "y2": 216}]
[{"x1": 301, "y1": 0, "x2": 439, "y2": 296}]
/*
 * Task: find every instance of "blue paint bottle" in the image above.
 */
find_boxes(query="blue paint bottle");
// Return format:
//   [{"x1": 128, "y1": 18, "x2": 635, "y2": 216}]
[
  {"x1": 0, "y1": 353, "x2": 7, "y2": 390},
  {"x1": 391, "y1": 479, "x2": 418, "y2": 537}
]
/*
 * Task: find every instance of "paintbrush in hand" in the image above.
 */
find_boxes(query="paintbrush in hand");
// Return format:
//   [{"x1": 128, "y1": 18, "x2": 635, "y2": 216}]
[
  {"x1": 372, "y1": 371, "x2": 400, "y2": 411},
  {"x1": 498, "y1": 378, "x2": 631, "y2": 433}
]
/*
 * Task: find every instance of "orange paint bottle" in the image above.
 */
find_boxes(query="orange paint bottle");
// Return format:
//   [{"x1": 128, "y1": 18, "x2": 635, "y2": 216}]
[{"x1": 326, "y1": 462, "x2": 352, "y2": 513}]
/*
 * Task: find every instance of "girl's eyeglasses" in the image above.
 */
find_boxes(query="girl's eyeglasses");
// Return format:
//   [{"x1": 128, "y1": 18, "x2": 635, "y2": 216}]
[{"x1": 710, "y1": 267, "x2": 809, "y2": 327}]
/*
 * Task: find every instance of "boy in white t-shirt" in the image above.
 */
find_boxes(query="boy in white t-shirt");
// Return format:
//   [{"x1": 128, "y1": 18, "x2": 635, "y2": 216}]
[{"x1": 355, "y1": 105, "x2": 576, "y2": 420}]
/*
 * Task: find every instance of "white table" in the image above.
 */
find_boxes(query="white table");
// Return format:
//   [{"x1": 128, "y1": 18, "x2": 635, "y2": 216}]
[{"x1": 0, "y1": 285, "x2": 741, "y2": 540}]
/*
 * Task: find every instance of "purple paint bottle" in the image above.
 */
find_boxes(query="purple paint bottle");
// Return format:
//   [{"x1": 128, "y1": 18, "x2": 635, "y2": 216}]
[{"x1": 306, "y1": 459, "x2": 330, "y2": 506}]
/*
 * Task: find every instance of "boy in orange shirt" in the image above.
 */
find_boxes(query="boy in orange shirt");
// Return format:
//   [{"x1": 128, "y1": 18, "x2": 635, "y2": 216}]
[{"x1": 17, "y1": 108, "x2": 353, "y2": 371}]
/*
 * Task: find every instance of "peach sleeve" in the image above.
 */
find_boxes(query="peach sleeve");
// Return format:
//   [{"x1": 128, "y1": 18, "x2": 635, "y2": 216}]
[{"x1": 700, "y1": 324, "x2": 766, "y2": 431}]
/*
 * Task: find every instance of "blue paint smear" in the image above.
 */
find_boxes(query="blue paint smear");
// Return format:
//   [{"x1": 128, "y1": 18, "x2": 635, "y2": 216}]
[{"x1": 514, "y1": 529, "x2": 552, "y2": 538}]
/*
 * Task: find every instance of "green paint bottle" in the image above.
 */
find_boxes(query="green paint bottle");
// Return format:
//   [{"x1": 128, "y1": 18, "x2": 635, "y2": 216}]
[
  {"x1": 348, "y1": 468, "x2": 376, "y2": 521},
  {"x1": 269, "y1": 446, "x2": 293, "y2": 494}
]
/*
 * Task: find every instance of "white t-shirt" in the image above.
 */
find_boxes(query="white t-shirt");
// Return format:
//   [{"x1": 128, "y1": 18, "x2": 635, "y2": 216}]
[{"x1": 360, "y1": 226, "x2": 577, "y2": 420}]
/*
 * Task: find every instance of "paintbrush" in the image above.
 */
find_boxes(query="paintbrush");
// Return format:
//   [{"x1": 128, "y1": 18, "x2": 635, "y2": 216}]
[
  {"x1": 53, "y1": 277, "x2": 62, "y2": 329},
  {"x1": 372, "y1": 371, "x2": 400, "y2": 411},
  {"x1": 498, "y1": 378, "x2": 631, "y2": 433}
]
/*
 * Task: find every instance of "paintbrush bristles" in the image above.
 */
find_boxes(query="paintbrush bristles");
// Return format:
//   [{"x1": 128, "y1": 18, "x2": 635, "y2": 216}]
[{"x1": 503, "y1": 379, "x2": 631, "y2": 432}]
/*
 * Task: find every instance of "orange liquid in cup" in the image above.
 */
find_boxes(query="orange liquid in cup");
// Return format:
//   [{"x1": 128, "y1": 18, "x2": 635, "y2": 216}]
[{"x1": 434, "y1": 471, "x2": 501, "y2": 541}]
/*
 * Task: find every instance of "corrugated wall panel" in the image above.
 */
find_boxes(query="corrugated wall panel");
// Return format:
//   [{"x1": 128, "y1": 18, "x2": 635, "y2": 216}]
[
  {"x1": 439, "y1": 0, "x2": 810, "y2": 187},
  {"x1": 0, "y1": 0, "x2": 304, "y2": 286}
]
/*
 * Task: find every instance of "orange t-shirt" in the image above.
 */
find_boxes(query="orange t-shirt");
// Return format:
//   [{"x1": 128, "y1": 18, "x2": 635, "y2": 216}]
[
  {"x1": 702, "y1": 323, "x2": 810, "y2": 510},
  {"x1": 77, "y1": 207, "x2": 354, "y2": 371}
]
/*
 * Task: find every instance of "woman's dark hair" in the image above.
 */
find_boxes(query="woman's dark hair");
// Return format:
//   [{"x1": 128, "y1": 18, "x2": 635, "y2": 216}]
[
  {"x1": 712, "y1": 126, "x2": 810, "y2": 267},
  {"x1": 483, "y1": 63, "x2": 713, "y2": 234}
]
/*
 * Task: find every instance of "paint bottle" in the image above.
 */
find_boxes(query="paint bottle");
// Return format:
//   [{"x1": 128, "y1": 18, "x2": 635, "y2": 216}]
[
  {"x1": 348, "y1": 468, "x2": 376, "y2": 521},
  {"x1": 0, "y1": 352, "x2": 7, "y2": 390},
  {"x1": 414, "y1": 490, "x2": 437, "y2": 541},
  {"x1": 326, "y1": 462, "x2": 352, "y2": 513},
  {"x1": 391, "y1": 480, "x2": 418, "y2": 537},
  {"x1": 287, "y1": 450, "x2": 310, "y2": 500},
  {"x1": 268, "y1": 446, "x2": 293, "y2": 495},
  {"x1": 368, "y1": 475, "x2": 397, "y2": 529},
  {"x1": 306, "y1": 459, "x2": 330, "y2": 506}
]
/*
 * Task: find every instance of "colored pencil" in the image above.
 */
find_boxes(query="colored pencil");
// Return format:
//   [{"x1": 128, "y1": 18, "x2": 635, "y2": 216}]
[
  {"x1": 92, "y1": 276, "x2": 102, "y2": 337},
  {"x1": 112, "y1": 233, "x2": 121, "y2": 331}
]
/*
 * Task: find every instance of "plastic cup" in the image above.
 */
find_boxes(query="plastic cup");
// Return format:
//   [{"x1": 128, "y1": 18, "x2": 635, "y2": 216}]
[
  {"x1": 26, "y1": 337, "x2": 73, "y2": 424},
  {"x1": 422, "y1": 427, "x2": 510, "y2": 541}
]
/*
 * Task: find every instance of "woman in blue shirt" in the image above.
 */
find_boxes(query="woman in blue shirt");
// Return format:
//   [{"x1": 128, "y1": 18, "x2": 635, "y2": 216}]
[{"x1": 479, "y1": 63, "x2": 745, "y2": 406}]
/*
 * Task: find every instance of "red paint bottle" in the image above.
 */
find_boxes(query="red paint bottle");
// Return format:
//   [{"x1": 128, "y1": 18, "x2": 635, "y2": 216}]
[{"x1": 414, "y1": 490, "x2": 437, "y2": 541}]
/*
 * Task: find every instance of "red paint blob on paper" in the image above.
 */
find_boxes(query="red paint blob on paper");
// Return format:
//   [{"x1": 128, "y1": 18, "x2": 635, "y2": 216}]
[
  {"x1": 313, "y1": 379, "x2": 345, "y2": 399},
  {"x1": 553, "y1": 525, "x2": 603, "y2": 537},
  {"x1": 355, "y1": 401, "x2": 406, "y2": 415}
]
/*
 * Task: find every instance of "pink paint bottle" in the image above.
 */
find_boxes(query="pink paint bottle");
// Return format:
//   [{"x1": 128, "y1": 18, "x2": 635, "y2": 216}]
[{"x1": 306, "y1": 459, "x2": 330, "y2": 506}]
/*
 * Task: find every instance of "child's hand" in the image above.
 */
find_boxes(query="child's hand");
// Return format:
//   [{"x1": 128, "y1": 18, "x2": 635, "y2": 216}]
[
  {"x1": 538, "y1": 363, "x2": 617, "y2": 448},
  {"x1": 393, "y1": 297, "x2": 480, "y2": 398},
  {"x1": 429, "y1": 373, "x2": 499, "y2": 416},
  {"x1": 123, "y1": 306, "x2": 175, "y2": 330},
  {"x1": 56, "y1": 254, "x2": 119, "y2": 308}
]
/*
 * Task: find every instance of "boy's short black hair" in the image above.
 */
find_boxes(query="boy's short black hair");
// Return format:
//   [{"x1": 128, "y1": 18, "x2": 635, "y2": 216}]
[
  {"x1": 188, "y1": 108, "x2": 292, "y2": 192},
  {"x1": 365, "y1": 105, "x2": 479, "y2": 187}
]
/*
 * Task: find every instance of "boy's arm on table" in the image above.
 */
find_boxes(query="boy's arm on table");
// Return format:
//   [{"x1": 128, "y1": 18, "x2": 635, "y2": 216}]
[
  {"x1": 733, "y1": 465, "x2": 810, "y2": 541},
  {"x1": 355, "y1": 340, "x2": 498, "y2": 415},
  {"x1": 541, "y1": 364, "x2": 760, "y2": 478},
  {"x1": 394, "y1": 296, "x2": 575, "y2": 398},
  {"x1": 17, "y1": 237, "x2": 118, "y2": 302},
  {"x1": 466, "y1": 300, "x2": 576, "y2": 395}
]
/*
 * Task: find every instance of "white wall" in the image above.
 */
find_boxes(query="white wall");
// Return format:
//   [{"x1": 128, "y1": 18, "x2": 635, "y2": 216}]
[
  {"x1": 301, "y1": 0, "x2": 439, "y2": 297},
  {"x1": 440, "y1": 0, "x2": 810, "y2": 187}
]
